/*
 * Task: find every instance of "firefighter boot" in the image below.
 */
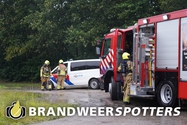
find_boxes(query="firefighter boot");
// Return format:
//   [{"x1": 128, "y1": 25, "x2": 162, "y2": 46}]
[
  {"x1": 43, "y1": 82, "x2": 47, "y2": 90},
  {"x1": 41, "y1": 84, "x2": 44, "y2": 91},
  {"x1": 48, "y1": 82, "x2": 52, "y2": 91},
  {"x1": 57, "y1": 85, "x2": 61, "y2": 90},
  {"x1": 61, "y1": 81, "x2": 65, "y2": 90},
  {"x1": 123, "y1": 96, "x2": 131, "y2": 105}
]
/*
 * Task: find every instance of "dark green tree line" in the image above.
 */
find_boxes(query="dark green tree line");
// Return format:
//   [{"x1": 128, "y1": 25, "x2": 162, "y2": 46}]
[{"x1": 0, "y1": 0, "x2": 186, "y2": 82}]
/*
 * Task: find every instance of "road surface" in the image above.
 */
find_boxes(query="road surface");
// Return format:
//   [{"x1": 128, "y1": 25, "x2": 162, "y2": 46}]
[{"x1": 29, "y1": 88, "x2": 187, "y2": 125}]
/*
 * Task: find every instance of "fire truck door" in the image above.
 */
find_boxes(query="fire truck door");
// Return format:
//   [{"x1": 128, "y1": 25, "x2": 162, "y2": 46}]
[{"x1": 180, "y1": 17, "x2": 187, "y2": 81}]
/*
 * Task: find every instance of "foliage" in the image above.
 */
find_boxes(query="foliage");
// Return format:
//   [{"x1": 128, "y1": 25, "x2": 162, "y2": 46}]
[
  {"x1": 114, "y1": 0, "x2": 162, "y2": 27},
  {"x1": 0, "y1": 0, "x2": 186, "y2": 82},
  {"x1": 158, "y1": 0, "x2": 187, "y2": 13}
]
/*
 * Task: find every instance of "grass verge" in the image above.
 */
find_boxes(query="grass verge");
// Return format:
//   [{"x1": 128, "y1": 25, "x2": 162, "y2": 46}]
[
  {"x1": 0, "y1": 89, "x2": 76, "y2": 125},
  {"x1": 0, "y1": 82, "x2": 40, "y2": 90}
]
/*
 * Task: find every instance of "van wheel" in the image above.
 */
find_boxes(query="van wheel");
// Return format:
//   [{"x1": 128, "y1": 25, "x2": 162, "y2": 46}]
[
  {"x1": 157, "y1": 80, "x2": 177, "y2": 107},
  {"x1": 109, "y1": 77, "x2": 117, "y2": 100},
  {"x1": 89, "y1": 79, "x2": 99, "y2": 89}
]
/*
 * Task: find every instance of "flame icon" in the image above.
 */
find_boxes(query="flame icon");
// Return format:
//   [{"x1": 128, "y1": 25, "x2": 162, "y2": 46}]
[
  {"x1": 10, "y1": 101, "x2": 22, "y2": 118},
  {"x1": 6, "y1": 100, "x2": 26, "y2": 120}
]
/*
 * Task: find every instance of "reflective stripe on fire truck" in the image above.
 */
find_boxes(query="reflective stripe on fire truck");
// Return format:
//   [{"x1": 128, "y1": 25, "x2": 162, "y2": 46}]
[{"x1": 101, "y1": 49, "x2": 114, "y2": 74}]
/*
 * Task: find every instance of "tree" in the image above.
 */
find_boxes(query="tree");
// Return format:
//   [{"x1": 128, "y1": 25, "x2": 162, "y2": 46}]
[
  {"x1": 158, "y1": 0, "x2": 187, "y2": 13},
  {"x1": 0, "y1": 0, "x2": 187, "y2": 82},
  {"x1": 114, "y1": 0, "x2": 161, "y2": 28}
]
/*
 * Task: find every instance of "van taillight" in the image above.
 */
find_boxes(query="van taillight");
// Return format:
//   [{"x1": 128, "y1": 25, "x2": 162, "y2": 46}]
[{"x1": 66, "y1": 75, "x2": 70, "y2": 80}]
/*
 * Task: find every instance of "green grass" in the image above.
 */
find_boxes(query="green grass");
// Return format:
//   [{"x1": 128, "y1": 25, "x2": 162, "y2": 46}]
[
  {"x1": 0, "y1": 89, "x2": 76, "y2": 125},
  {"x1": 0, "y1": 82, "x2": 40, "y2": 90}
]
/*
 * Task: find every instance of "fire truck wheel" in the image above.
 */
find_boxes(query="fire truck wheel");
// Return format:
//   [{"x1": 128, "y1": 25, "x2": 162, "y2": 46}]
[
  {"x1": 178, "y1": 99, "x2": 182, "y2": 107},
  {"x1": 117, "y1": 82, "x2": 123, "y2": 100},
  {"x1": 89, "y1": 79, "x2": 99, "y2": 89},
  {"x1": 157, "y1": 80, "x2": 177, "y2": 107},
  {"x1": 109, "y1": 77, "x2": 117, "y2": 100}
]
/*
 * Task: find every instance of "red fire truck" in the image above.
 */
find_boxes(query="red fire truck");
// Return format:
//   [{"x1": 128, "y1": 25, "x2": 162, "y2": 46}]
[{"x1": 96, "y1": 9, "x2": 187, "y2": 107}]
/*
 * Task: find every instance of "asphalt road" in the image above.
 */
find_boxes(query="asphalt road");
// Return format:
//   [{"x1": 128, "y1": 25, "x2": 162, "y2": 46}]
[{"x1": 29, "y1": 88, "x2": 187, "y2": 125}]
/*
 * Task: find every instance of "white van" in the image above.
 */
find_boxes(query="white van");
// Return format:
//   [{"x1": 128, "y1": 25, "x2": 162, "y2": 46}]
[{"x1": 50, "y1": 59, "x2": 101, "y2": 89}]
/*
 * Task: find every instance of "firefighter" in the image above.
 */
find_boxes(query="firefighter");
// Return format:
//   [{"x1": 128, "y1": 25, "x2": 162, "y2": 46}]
[
  {"x1": 40, "y1": 60, "x2": 52, "y2": 91},
  {"x1": 118, "y1": 52, "x2": 133, "y2": 105},
  {"x1": 57, "y1": 59, "x2": 67, "y2": 90}
]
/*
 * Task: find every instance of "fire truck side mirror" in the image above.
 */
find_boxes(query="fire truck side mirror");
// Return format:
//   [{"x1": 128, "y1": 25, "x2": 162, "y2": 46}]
[
  {"x1": 96, "y1": 46, "x2": 100, "y2": 55},
  {"x1": 96, "y1": 40, "x2": 101, "y2": 55}
]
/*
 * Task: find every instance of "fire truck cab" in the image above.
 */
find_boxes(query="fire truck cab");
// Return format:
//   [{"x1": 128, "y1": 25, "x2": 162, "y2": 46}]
[{"x1": 96, "y1": 9, "x2": 187, "y2": 107}]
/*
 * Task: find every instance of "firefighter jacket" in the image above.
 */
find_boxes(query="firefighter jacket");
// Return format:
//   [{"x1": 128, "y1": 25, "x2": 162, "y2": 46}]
[
  {"x1": 57, "y1": 64, "x2": 66, "y2": 76},
  {"x1": 40, "y1": 65, "x2": 51, "y2": 77},
  {"x1": 118, "y1": 59, "x2": 132, "y2": 76}
]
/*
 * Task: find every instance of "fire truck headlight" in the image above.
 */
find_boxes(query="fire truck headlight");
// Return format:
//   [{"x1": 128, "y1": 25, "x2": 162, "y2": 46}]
[
  {"x1": 143, "y1": 19, "x2": 148, "y2": 24},
  {"x1": 163, "y1": 15, "x2": 168, "y2": 20}
]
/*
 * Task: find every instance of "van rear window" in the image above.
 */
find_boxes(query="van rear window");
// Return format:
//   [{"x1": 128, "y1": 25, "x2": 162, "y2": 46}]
[{"x1": 71, "y1": 61, "x2": 100, "y2": 71}]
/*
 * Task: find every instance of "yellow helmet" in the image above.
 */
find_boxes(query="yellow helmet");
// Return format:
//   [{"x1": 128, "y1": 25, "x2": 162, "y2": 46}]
[
  {"x1": 122, "y1": 52, "x2": 130, "y2": 59},
  {"x1": 45, "y1": 60, "x2": 50, "y2": 65},
  {"x1": 59, "y1": 59, "x2": 63, "y2": 64}
]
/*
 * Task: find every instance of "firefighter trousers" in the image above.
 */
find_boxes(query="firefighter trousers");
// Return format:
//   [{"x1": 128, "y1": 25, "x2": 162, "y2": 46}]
[
  {"x1": 41, "y1": 77, "x2": 50, "y2": 90},
  {"x1": 57, "y1": 75, "x2": 65, "y2": 89},
  {"x1": 123, "y1": 73, "x2": 132, "y2": 103}
]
